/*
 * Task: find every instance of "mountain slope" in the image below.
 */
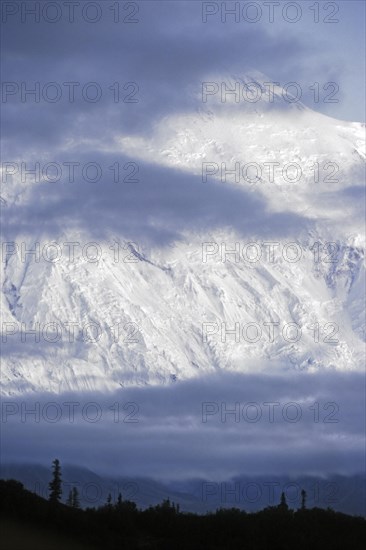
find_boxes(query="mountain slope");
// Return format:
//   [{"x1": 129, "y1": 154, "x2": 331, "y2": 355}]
[{"x1": 1, "y1": 73, "x2": 365, "y2": 395}]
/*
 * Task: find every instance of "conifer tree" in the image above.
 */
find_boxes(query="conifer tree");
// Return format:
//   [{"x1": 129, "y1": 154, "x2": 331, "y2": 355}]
[
  {"x1": 72, "y1": 486, "x2": 80, "y2": 508},
  {"x1": 48, "y1": 459, "x2": 62, "y2": 504},
  {"x1": 301, "y1": 489, "x2": 307, "y2": 510},
  {"x1": 279, "y1": 491, "x2": 288, "y2": 511},
  {"x1": 117, "y1": 492, "x2": 123, "y2": 508},
  {"x1": 66, "y1": 489, "x2": 73, "y2": 507}
]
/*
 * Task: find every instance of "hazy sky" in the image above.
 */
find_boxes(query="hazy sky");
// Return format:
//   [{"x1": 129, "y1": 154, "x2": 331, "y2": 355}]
[
  {"x1": 2, "y1": 0, "x2": 365, "y2": 160},
  {"x1": 2, "y1": 371, "x2": 365, "y2": 479}
]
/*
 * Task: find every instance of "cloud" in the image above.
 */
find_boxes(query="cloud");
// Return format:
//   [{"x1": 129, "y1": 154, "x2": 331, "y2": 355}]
[
  {"x1": 2, "y1": 150, "x2": 312, "y2": 246},
  {"x1": 1, "y1": 371, "x2": 364, "y2": 480},
  {"x1": 1, "y1": 0, "x2": 315, "y2": 157}
]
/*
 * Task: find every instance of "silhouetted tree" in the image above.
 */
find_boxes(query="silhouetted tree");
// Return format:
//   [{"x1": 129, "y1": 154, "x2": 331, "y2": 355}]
[
  {"x1": 66, "y1": 486, "x2": 80, "y2": 508},
  {"x1": 72, "y1": 487, "x2": 80, "y2": 508},
  {"x1": 301, "y1": 489, "x2": 307, "y2": 510},
  {"x1": 66, "y1": 489, "x2": 73, "y2": 507},
  {"x1": 48, "y1": 459, "x2": 62, "y2": 504},
  {"x1": 279, "y1": 491, "x2": 288, "y2": 511}
]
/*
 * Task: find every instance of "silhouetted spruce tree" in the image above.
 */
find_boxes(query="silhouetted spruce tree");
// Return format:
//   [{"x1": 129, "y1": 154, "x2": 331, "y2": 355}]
[
  {"x1": 279, "y1": 491, "x2": 288, "y2": 511},
  {"x1": 66, "y1": 486, "x2": 80, "y2": 508},
  {"x1": 66, "y1": 489, "x2": 73, "y2": 507},
  {"x1": 301, "y1": 489, "x2": 307, "y2": 510},
  {"x1": 106, "y1": 493, "x2": 113, "y2": 509},
  {"x1": 48, "y1": 458, "x2": 62, "y2": 504},
  {"x1": 72, "y1": 487, "x2": 80, "y2": 508}
]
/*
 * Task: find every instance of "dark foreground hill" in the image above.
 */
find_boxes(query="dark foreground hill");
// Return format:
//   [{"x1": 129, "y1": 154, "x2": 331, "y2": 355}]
[
  {"x1": 1, "y1": 479, "x2": 365, "y2": 550},
  {"x1": 2, "y1": 463, "x2": 365, "y2": 516}
]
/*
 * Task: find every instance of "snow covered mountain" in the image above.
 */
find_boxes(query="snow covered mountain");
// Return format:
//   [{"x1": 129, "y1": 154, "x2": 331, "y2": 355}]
[{"x1": 1, "y1": 73, "x2": 365, "y2": 395}]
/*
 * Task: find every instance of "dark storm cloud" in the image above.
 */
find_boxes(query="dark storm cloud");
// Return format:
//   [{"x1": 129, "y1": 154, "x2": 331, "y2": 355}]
[
  {"x1": 2, "y1": 152, "x2": 311, "y2": 246},
  {"x1": 1, "y1": 0, "x2": 311, "y2": 152},
  {"x1": 1, "y1": 371, "x2": 365, "y2": 479}
]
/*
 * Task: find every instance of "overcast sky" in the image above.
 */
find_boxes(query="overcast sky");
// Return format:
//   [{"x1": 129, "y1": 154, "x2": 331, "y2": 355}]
[
  {"x1": 2, "y1": 0, "x2": 365, "y2": 163},
  {"x1": 2, "y1": 371, "x2": 365, "y2": 479}
]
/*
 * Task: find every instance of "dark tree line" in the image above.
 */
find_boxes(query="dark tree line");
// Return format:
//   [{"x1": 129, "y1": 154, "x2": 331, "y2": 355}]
[{"x1": 0, "y1": 459, "x2": 365, "y2": 550}]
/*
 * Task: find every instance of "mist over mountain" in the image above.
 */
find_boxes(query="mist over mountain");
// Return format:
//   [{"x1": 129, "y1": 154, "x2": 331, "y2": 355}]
[
  {"x1": 1, "y1": 462, "x2": 365, "y2": 516},
  {"x1": 1, "y1": 74, "x2": 365, "y2": 395}
]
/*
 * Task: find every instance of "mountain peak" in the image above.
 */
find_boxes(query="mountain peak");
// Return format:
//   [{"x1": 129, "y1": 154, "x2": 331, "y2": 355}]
[{"x1": 194, "y1": 69, "x2": 308, "y2": 113}]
